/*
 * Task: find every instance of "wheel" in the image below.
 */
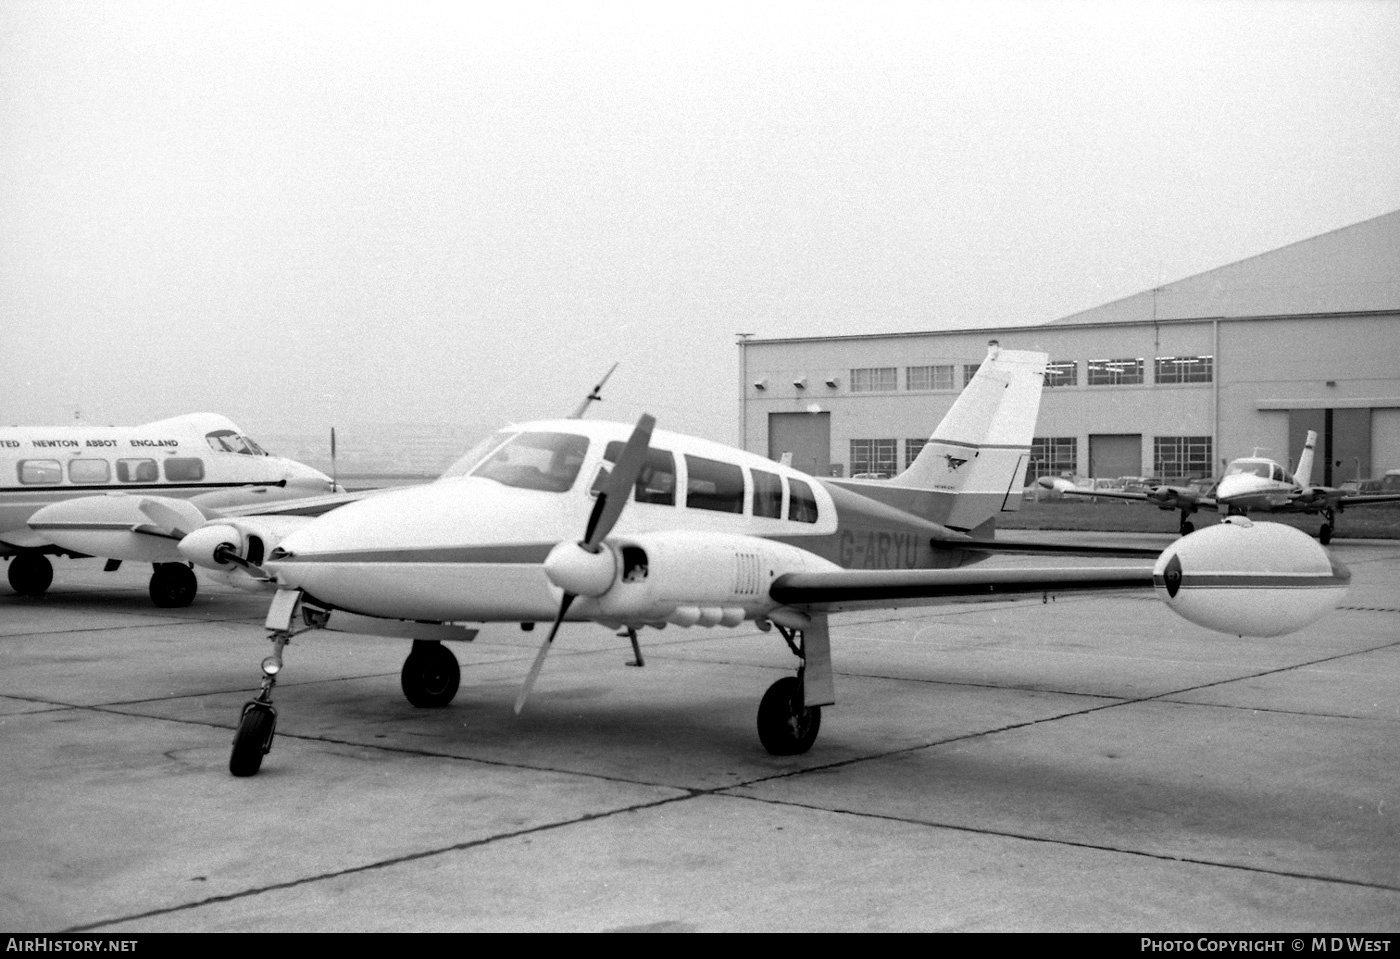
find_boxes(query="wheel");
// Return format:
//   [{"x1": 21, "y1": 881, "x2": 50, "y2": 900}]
[
  {"x1": 229, "y1": 704, "x2": 277, "y2": 777},
  {"x1": 1179, "y1": 520, "x2": 1195, "y2": 536},
  {"x1": 1319, "y1": 523, "x2": 1333, "y2": 545},
  {"x1": 7, "y1": 553, "x2": 53, "y2": 597},
  {"x1": 149, "y1": 563, "x2": 197, "y2": 608},
  {"x1": 757, "y1": 676, "x2": 822, "y2": 756},
  {"x1": 400, "y1": 642, "x2": 460, "y2": 708}
]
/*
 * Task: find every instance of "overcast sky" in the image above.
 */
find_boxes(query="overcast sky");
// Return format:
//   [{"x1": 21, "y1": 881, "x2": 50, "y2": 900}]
[{"x1": 3, "y1": 0, "x2": 1398, "y2": 447}]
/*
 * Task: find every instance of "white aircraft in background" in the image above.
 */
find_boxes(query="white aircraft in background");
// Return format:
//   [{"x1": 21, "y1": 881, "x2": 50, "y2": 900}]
[
  {"x1": 1043, "y1": 430, "x2": 1400, "y2": 543},
  {"x1": 1, "y1": 413, "x2": 344, "y2": 607},
  {"x1": 170, "y1": 348, "x2": 1350, "y2": 776}
]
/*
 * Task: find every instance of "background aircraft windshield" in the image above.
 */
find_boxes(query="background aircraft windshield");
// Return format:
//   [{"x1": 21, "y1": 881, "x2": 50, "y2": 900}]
[
  {"x1": 469, "y1": 431, "x2": 590, "y2": 492},
  {"x1": 1226, "y1": 462, "x2": 1272, "y2": 479},
  {"x1": 205, "y1": 430, "x2": 266, "y2": 455}
]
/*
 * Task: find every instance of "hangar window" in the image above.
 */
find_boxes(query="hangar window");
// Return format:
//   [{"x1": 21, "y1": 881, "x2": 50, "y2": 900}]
[
  {"x1": 117, "y1": 458, "x2": 159, "y2": 483},
  {"x1": 905, "y1": 438, "x2": 928, "y2": 468},
  {"x1": 751, "y1": 468, "x2": 783, "y2": 518},
  {"x1": 684, "y1": 455, "x2": 744, "y2": 513},
  {"x1": 850, "y1": 439, "x2": 897, "y2": 478},
  {"x1": 1153, "y1": 437, "x2": 1212, "y2": 481},
  {"x1": 596, "y1": 441, "x2": 676, "y2": 505},
  {"x1": 1087, "y1": 358, "x2": 1144, "y2": 386},
  {"x1": 1044, "y1": 361, "x2": 1078, "y2": 387},
  {"x1": 849, "y1": 367, "x2": 897, "y2": 392},
  {"x1": 1154, "y1": 356, "x2": 1213, "y2": 384},
  {"x1": 906, "y1": 365, "x2": 954, "y2": 391},
  {"x1": 163, "y1": 458, "x2": 206, "y2": 482},
  {"x1": 962, "y1": 363, "x2": 980, "y2": 389},
  {"x1": 18, "y1": 459, "x2": 62, "y2": 485},
  {"x1": 1028, "y1": 437, "x2": 1077, "y2": 483},
  {"x1": 68, "y1": 459, "x2": 111, "y2": 484},
  {"x1": 788, "y1": 478, "x2": 819, "y2": 523}
]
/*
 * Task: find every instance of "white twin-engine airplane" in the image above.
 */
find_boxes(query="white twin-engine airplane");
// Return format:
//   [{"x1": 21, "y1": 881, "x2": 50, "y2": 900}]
[
  {"x1": 1, "y1": 413, "x2": 341, "y2": 607},
  {"x1": 170, "y1": 348, "x2": 1351, "y2": 776},
  {"x1": 1045, "y1": 430, "x2": 1400, "y2": 544}
]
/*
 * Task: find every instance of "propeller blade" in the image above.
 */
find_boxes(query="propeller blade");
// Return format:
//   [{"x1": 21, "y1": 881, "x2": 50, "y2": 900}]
[
  {"x1": 515, "y1": 593, "x2": 576, "y2": 715},
  {"x1": 584, "y1": 413, "x2": 655, "y2": 549}
]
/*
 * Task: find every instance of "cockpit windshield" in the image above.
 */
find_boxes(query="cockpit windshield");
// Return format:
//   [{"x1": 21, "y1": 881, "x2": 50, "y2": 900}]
[
  {"x1": 1225, "y1": 461, "x2": 1271, "y2": 479},
  {"x1": 205, "y1": 430, "x2": 268, "y2": 456},
  {"x1": 445, "y1": 430, "x2": 590, "y2": 492}
]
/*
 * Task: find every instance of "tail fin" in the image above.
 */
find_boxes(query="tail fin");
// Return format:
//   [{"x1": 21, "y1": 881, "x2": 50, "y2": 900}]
[
  {"x1": 1293, "y1": 429, "x2": 1317, "y2": 488},
  {"x1": 892, "y1": 345, "x2": 1046, "y2": 530}
]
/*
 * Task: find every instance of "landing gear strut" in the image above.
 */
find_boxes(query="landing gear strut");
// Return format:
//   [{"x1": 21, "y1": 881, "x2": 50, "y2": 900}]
[
  {"x1": 7, "y1": 552, "x2": 53, "y2": 597},
  {"x1": 758, "y1": 615, "x2": 835, "y2": 756}
]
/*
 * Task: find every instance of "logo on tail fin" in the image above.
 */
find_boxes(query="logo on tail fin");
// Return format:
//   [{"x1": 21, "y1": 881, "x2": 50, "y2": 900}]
[{"x1": 943, "y1": 455, "x2": 968, "y2": 472}]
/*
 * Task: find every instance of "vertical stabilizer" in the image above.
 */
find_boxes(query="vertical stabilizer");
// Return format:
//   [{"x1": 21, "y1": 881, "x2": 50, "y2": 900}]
[
  {"x1": 1294, "y1": 430, "x2": 1317, "y2": 488},
  {"x1": 821, "y1": 344, "x2": 1043, "y2": 533}
]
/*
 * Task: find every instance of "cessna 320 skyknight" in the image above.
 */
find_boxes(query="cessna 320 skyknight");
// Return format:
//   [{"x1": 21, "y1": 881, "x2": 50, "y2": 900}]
[
  {"x1": 171, "y1": 347, "x2": 1351, "y2": 776},
  {"x1": 1044, "y1": 430, "x2": 1400, "y2": 543},
  {"x1": 1, "y1": 413, "x2": 340, "y2": 607}
]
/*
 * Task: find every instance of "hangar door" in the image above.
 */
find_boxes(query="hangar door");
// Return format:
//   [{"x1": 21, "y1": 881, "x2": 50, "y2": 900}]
[
  {"x1": 1289, "y1": 409, "x2": 1371, "y2": 487},
  {"x1": 1089, "y1": 434, "x2": 1142, "y2": 480},
  {"x1": 769, "y1": 411, "x2": 831, "y2": 477}
]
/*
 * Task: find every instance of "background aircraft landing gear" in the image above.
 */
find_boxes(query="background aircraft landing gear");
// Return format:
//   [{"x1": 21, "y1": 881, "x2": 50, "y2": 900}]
[
  {"x1": 7, "y1": 552, "x2": 53, "y2": 597},
  {"x1": 149, "y1": 562, "x2": 197, "y2": 608},
  {"x1": 1179, "y1": 518, "x2": 1196, "y2": 536},
  {"x1": 401, "y1": 639, "x2": 460, "y2": 708},
  {"x1": 757, "y1": 673, "x2": 822, "y2": 755},
  {"x1": 1319, "y1": 510, "x2": 1335, "y2": 545}
]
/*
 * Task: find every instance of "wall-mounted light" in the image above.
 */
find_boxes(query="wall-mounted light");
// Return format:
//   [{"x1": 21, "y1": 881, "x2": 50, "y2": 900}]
[
  {"x1": 824, "y1": 375, "x2": 839, "y2": 389},
  {"x1": 753, "y1": 379, "x2": 768, "y2": 391},
  {"x1": 793, "y1": 377, "x2": 807, "y2": 390}
]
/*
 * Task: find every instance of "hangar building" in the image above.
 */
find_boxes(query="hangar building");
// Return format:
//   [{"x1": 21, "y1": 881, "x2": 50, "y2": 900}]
[{"x1": 737, "y1": 210, "x2": 1400, "y2": 488}]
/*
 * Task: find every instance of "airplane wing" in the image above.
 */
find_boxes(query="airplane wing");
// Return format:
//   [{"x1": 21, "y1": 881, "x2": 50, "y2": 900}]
[
  {"x1": 1052, "y1": 483, "x2": 1217, "y2": 511},
  {"x1": 1336, "y1": 492, "x2": 1400, "y2": 508},
  {"x1": 211, "y1": 488, "x2": 385, "y2": 519},
  {"x1": 770, "y1": 565, "x2": 1151, "y2": 612}
]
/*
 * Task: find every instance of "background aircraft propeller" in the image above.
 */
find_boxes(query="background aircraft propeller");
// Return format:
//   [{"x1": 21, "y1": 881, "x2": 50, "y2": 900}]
[{"x1": 515, "y1": 413, "x2": 655, "y2": 715}]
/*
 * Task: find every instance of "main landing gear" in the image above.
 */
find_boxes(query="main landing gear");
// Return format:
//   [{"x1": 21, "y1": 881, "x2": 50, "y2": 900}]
[
  {"x1": 149, "y1": 562, "x2": 197, "y2": 608},
  {"x1": 1319, "y1": 508, "x2": 1336, "y2": 546},
  {"x1": 759, "y1": 614, "x2": 835, "y2": 756},
  {"x1": 401, "y1": 639, "x2": 461, "y2": 708},
  {"x1": 7, "y1": 552, "x2": 53, "y2": 597}
]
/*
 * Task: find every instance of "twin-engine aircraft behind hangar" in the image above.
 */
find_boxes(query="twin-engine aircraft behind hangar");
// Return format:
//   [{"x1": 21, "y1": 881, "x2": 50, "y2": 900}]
[
  {"x1": 1, "y1": 413, "x2": 342, "y2": 607},
  {"x1": 1043, "y1": 429, "x2": 1400, "y2": 543},
  {"x1": 169, "y1": 348, "x2": 1350, "y2": 776}
]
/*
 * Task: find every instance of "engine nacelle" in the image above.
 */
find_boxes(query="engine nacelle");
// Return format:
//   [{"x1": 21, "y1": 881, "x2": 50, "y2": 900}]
[
  {"x1": 27, "y1": 494, "x2": 206, "y2": 562},
  {"x1": 1154, "y1": 518, "x2": 1349, "y2": 637},
  {"x1": 575, "y1": 530, "x2": 839, "y2": 627},
  {"x1": 178, "y1": 515, "x2": 314, "y2": 571}
]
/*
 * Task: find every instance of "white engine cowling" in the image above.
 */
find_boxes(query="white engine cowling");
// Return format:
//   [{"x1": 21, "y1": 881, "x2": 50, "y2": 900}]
[
  {"x1": 27, "y1": 494, "x2": 206, "y2": 562},
  {"x1": 178, "y1": 515, "x2": 314, "y2": 573},
  {"x1": 1154, "y1": 518, "x2": 1350, "y2": 637},
  {"x1": 566, "y1": 530, "x2": 839, "y2": 627}
]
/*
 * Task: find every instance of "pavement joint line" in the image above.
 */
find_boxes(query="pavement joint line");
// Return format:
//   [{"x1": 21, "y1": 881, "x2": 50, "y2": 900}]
[
  {"x1": 59, "y1": 790, "x2": 701, "y2": 934},
  {"x1": 716, "y1": 793, "x2": 1400, "y2": 896}
]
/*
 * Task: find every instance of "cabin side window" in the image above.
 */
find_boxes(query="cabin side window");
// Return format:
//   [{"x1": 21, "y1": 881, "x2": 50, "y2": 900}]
[
  {"x1": 18, "y1": 460, "x2": 62, "y2": 485},
  {"x1": 751, "y1": 468, "x2": 783, "y2": 519},
  {"x1": 594, "y1": 441, "x2": 677, "y2": 505},
  {"x1": 117, "y1": 458, "x2": 159, "y2": 483},
  {"x1": 68, "y1": 459, "x2": 111, "y2": 484},
  {"x1": 164, "y1": 458, "x2": 206, "y2": 482},
  {"x1": 684, "y1": 455, "x2": 744, "y2": 513},
  {"x1": 788, "y1": 478, "x2": 819, "y2": 523}
]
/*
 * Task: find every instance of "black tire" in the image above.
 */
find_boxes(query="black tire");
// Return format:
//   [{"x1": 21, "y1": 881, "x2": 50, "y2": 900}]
[
  {"x1": 1179, "y1": 521, "x2": 1195, "y2": 536},
  {"x1": 757, "y1": 676, "x2": 822, "y2": 756},
  {"x1": 229, "y1": 705, "x2": 276, "y2": 777},
  {"x1": 401, "y1": 642, "x2": 460, "y2": 708},
  {"x1": 149, "y1": 563, "x2": 197, "y2": 608},
  {"x1": 7, "y1": 553, "x2": 53, "y2": 597},
  {"x1": 1319, "y1": 523, "x2": 1333, "y2": 545}
]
